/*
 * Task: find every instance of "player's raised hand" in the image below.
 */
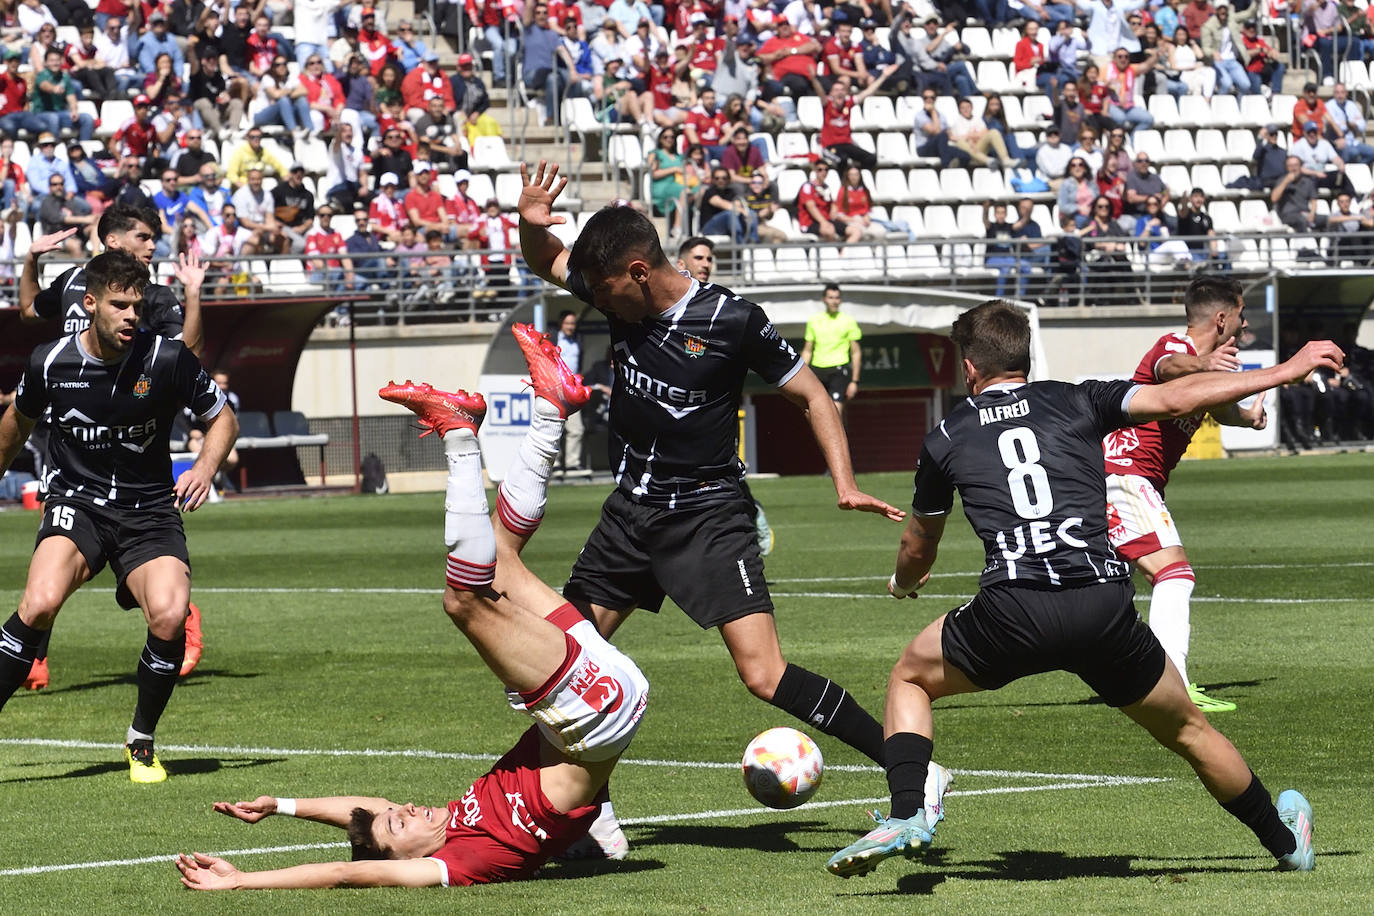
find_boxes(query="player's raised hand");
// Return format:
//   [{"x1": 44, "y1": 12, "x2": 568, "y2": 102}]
[
  {"x1": 518, "y1": 160, "x2": 568, "y2": 228},
  {"x1": 174, "y1": 251, "x2": 207, "y2": 292},
  {"x1": 174, "y1": 462, "x2": 216, "y2": 513},
  {"x1": 1204, "y1": 337, "x2": 1240, "y2": 372},
  {"x1": 1242, "y1": 391, "x2": 1268, "y2": 430},
  {"x1": 27, "y1": 227, "x2": 78, "y2": 257},
  {"x1": 176, "y1": 852, "x2": 242, "y2": 890},
  {"x1": 1284, "y1": 340, "x2": 1345, "y2": 381},
  {"x1": 837, "y1": 488, "x2": 906, "y2": 522},
  {"x1": 213, "y1": 796, "x2": 278, "y2": 823}
]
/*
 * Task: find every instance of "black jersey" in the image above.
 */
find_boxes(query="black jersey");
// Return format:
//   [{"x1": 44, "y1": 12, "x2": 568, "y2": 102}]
[
  {"x1": 33, "y1": 266, "x2": 186, "y2": 340},
  {"x1": 567, "y1": 274, "x2": 803, "y2": 509},
  {"x1": 913, "y1": 379, "x2": 1141, "y2": 589},
  {"x1": 13, "y1": 330, "x2": 225, "y2": 509}
]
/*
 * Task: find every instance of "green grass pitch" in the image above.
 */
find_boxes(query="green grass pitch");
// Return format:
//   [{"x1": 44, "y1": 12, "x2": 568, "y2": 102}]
[{"x1": 1, "y1": 453, "x2": 1370, "y2": 914}]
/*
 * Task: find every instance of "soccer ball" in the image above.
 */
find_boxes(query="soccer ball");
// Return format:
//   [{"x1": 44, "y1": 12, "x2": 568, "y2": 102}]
[{"x1": 741, "y1": 727, "x2": 824, "y2": 809}]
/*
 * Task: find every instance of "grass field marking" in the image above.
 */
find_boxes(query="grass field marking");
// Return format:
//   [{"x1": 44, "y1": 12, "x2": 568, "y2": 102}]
[
  {"x1": 772, "y1": 560, "x2": 1374, "y2": 584},
  {"x1": 0, "y1": 842, "x2": 348, "y2": 877},
  {"x1": 0, "y1": 778, "x2": 1170, "y2": 878},
  {"x1": 3, "y1": 738, "x2": 1171, "y2": 785},
  {"x1": 765, "y1": 590, "x2": 1366, "y2": 604}
]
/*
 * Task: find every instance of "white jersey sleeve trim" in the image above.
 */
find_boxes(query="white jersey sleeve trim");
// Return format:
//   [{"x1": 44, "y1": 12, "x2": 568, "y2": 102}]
[
  {"x1": 425, "y1": 856, "x2": 451, "y2": 887},
  {"x1": 773, "y1": 355, "x2": 805, "y2": 388},
  {"x1": 1121, "y1": 383, "x2": 1144, "y2": 416}
]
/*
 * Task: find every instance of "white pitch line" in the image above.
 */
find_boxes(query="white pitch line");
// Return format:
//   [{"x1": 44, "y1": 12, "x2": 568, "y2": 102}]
[
  {"x1": 0, "y1": 738, "x2": 1158, "y2": 783},
  {"x1": 766, "y1": 591, "x2": 1364, "y2": 604},
  {"x1": 772, "y1": 560, "x2": 1374, "y2": 583},
  {"x1": 0, "y1": 779, "x2": 1169, "y2": 878}
]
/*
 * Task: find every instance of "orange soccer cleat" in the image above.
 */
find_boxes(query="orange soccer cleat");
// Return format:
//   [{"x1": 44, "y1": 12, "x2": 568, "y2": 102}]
[
  {"x1": 379, "y1": 381, "x2": 487, "y2": 438},
  {"x1": 180, "y1": 602, "x2": 203, "y2": 677},
  {"x1": 24, "y1": 657, "x2": 49, "y2": 690},
  {"x1": 510, "y1": 323, "x2": 591, "y2": 418}
]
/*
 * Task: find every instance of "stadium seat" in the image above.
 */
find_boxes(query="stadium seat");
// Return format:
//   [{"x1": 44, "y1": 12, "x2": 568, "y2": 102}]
[
  {"x1": 862, "y1": 96, "x2": 901, "y2": 132},
  {"x1": 776, "y1": 132, "x2": 811, "y2": 164},
  {"x1": 561, "y1": 97, "x2": 603, "y2": 138},
  {"x1": 1340, "y1": 59, "x2": 1371, "y2": 89},
  {"x1": 938, "y1": 168, "x2": 975, "y2": 203},
  {"x1": 466, "y1": 172, "x2": 496, "y2": 203},
  {"x1": 100, "y1": 100, "x2": 134, "y2": 137},
  {"x1": 750, "y1": 132, "x2": 779, "y2": 165},
  {"x1": 1194, "y1": 129, "x2": 1227, "y2": 162},
  {"x1": 494, "y1": 173, "x2": 523, "y2": 208},
  {"x1": 976, "y1": 60, "x2": 1013, "y2": 93},
  {"x1": 961, "y1": 26, "x2": 995, "y2": 60},
  {"x1": 1347, "y1": 162, "x2": 1373, "y2": 195},
  {"x1": 877, "y1": 132, "x2": 917, "y2": 167},
  {"x1": 774, "y1": 245, "x2": 813, "y2": 277},
  {"x1": 776, "y1": 168, "x2": 806, "y2": 202},
  {"x1": 1132, "y1": 129, "x2": 1166, "y2": 163},
  {"x1": 907, "y1": 243, "x2": 945, "y2": 277},
  {"x1": 908, "y1": 168, "x2": 939, "y2": 202},
  {"x1": 874, "y1": 167, "x2": 915, "y2": 203},
  {"x1": 1209, "y1": 200, "x2": 1240, "y2": 232},
  {"x1": 1226, "y1": 128, "x2": 1256, "y2": 162},
  {"x1": 1162, "y1": 129, "x2": 1200, "y2": 163},
  {"x1": 1178, "y1": 95, "x2": 1214, "y2": 128},
  {"x1": 1190, "y1": 163, "x2": 1224, "y2": 196},
  {"x1": 1148, "y1": 95, "x2": 1180, "y2": 128},
  {"x1": 1271, "y1": 94, "x2": 1298, "y2": 126},
  {"x1": 852, "y1": 132, "x2": 877, "y2": 155},
  {"x1": 1031, "y1": 203, "x2": 1056, "y2": 235},
  {"x1": 1160, "y1": 164, "x2": 1192, "y2": 196},
  {"x1": 472, "y1": 136, "x2": 517, "y2": 171},
  {"x1": 1239, "y1": 198, "x2": 1279, "y2": 230},
  {"x1": 607, "y1": 134, "x2": 644, "y2": 177},
  {"x1": 797, "y1": 96, "x2": 824, "y2": 132},
  {"x1": 955, "y1": 204, "x2": 984, "y2": 237},
  {"x1": 999, "y1": 96, "x2": 1023, "y2": 128},
  {"x1": 1210, "y1": 94, "x2": 1242, "y2": 128},
  {"x1": 890, "y1": 205, "x2": 925, "y2": 236},
  {"x1": 235, "y1": 410, "x2": 282, "y2": 446},
  {"x1": 990, "y1": 27, "x2": 1021, "y2": 59},
  {"x1": 12, "y1": 221, "x2": 30, "y2": 259},
  {"x1": 894, "y1": 94, "x2": 920, "y2": 127},
  {"x1": 922, "y1": 204, "x2": 958, "y2": 237},
  {"x1": 1219, "y1": 163, "x2": 1249, "y2": 190},
  {"x1": 1018, "y1": 94, "x2": 1052, "y2": 129},
  {"x1": 1238, "y1": 94, "x2": 1271, "y2": 128},
  {"x1": 971, "y1": 168, "x2": 1009, "y2": 201}
]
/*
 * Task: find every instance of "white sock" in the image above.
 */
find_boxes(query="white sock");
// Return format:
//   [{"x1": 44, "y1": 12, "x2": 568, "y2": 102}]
[
  {"x1": 443, "y1": 431, "x2": 495, "y2": 588},
  {"x1": 1149, "y1": 563, "x2": 1195, "y2": 685},
  {"x1": 126, "y1": 726, "x2": 154, "y2": 744},
  {"x1": 496, "y1": 399, "x2": 564, "y2": 536}
]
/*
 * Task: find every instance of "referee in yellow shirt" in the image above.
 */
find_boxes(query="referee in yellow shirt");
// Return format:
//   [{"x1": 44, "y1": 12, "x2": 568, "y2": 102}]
[{"x1": 801, "y1": 284, "x2": 863, "y2": 421}]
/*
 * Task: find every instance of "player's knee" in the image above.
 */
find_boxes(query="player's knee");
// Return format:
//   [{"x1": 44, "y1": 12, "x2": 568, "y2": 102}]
[
  {"x1": 144, "y1": 600, "x2": 189, "y2": 638},
  {"x1": 17, "y1": 593, "x2": 61, "y2": 629},
  {"x1": 735, "y1": 657, "x2": 784, "y2": 701},
  {"x1": 442, "y1": 586, "x2": 482, "y2": 624}
]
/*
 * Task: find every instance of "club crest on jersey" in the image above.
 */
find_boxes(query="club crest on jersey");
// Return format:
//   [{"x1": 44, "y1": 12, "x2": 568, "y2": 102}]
[
  {"x1": 133, "y1": 374, "x2": 152, "y2": 398},
  {"x1": 683, "y1": 334, "x2": 707, "y2": 358}
]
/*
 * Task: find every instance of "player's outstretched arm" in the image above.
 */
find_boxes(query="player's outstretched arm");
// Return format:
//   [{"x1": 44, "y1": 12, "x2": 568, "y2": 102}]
[
  {"x1": 1128, "y1": 340, "x2": 1344, "y2": 422},
  {"x1": 1209, "y1": 391, "x2": 1268, "y2": 429},
  {"x1": 891, "y1": 513, "x2": 945, "y2": 597},
  {"x1": 177, "y1": 405, "x2": 239, "y2": 512},
  {"x1": 517, "y1": 160, "x2": 572, "y2": 289},
  {"x1": 779, "y1": 366, "x2": 904, "y2": 522},
  {"x1": 214, "y1": 795, "x2": 393, "y2": 829},
  {"x1": 1155, "y1": 336, "x2": 1241, "y2": 380},
  {"x1": 17, "y1": 228, "x2": 78, "y2": 321},
  {"x1": 173, "y1": 252, "x2": 207, "y2": 358},
  {"x1": 176, "y1": 852, "x2": 444, "y2": 890},
  {"x1": 0, "y1": 401, "x2": 36, "y2": 475}
]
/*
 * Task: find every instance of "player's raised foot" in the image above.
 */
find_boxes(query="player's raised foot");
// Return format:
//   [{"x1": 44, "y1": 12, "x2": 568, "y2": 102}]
[
  {"x1": 125, "y1": 739, "x2": 167, "y2": 784},
  {"x1": 379, "y1": 381, "x2": 486, "y2": 439},
  {"x1": 1187, "y1": 684, "x2": 1237, "y2": 713},
  {"x1": 559, "y1": 805, "x2": 629, "y2": 861},
  {"x1": 825, "y1": 809, "x2": 933, "y2": 878},
  {"x1": 1275, "y1": 789, "x2": 1314, "y2": 872},
  {"x1": 24, "y1": 657, "x2": 49, "y2": 690},
  {"x1": 925, "y1": 762, "x2": 953, "y2": 828},
  {"x1": 180, "y1": 602, "x2": 203, "y2": 677},
  {"x1": 510, "y1": 323, "x2": 591, "y2": 418}
]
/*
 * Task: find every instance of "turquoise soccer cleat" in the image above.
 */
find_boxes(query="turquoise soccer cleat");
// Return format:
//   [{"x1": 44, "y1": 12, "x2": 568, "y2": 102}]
[
  {"x1": 1275, "y1": 789, "x2": 1314, "y2": 872},
  {"x1": 825, "y1": 809, "x2": 933, "y2": 878}
]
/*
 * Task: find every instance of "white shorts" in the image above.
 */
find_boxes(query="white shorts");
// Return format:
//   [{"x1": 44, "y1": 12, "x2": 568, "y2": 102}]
[
  {"x1": 506, "y1": 606, "x2": 649, "y2": 762},
  {"x1": 1105, "y1": 474, "x2": 1183, "y2": 561}
]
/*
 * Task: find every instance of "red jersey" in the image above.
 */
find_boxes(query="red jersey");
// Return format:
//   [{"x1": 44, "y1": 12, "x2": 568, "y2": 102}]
[
  {"x1": 690, "y1": 36, "x2": 723, "y2": 71},
  {"x1": 685, "y1": 105, "x2": 726, "y2": 145},
  {"x1": 1096, "y1": 172, "x2": 1125, "y2": 218},
  {"x1": 247, "y1": 32, "x2": 279, "y2": 72},
  {"x1": 759, "y1": 33, "x2": 816, "y2": 79},
  {"x1": 305, "y1": 229, "x2": 347, "y2": 268},
  {"x1": 472, "y1": 213, "x2": 518, "y2": 263},
  {"x1": 820, "y1": 96, "x2": 853, "y2": 147},
  {"x1": 823, "y1": 36, "x2": 858, "y2": 74},
  {"x1": 402, "y1": 66, "x2": 456, "y2": 111},
  {"x1": 406, "y1": 187, "x2": 446, "y2": 225},
  {"x1": 835, "y1": 184, "x2": 871, "y2": 218},
  {"x1": 115, "y1": 116, "x2": 156, "y2": 158},
  {"x1": 547, "y1": 0, "x2": 580, "y2": 25},
  {"x1": 359, "y1": 28, "x2": 395, "y2": 75},
  {"x1": 648, "y1": 63, "x2": 675, "y2": 109},
  {"x1": 429, "y1": 727, "x2": 597, "y2": 887},
  {"x1": 1083, "y1": 82, "x2": 1111, "y2": 116},
  {"x1": 0, "y1": 72, "x2": 27, "y2": 116},
  {"x1": 370, "y1": 193, "x2": 406, "y2": 231},
  {"x1": 446, "y1": 190, "x2": 481, "y2": 225},
  {"x1": 796, "y1": 179, "x2": 832, "y2": 231},
  {"x1": 1103, "y1": 332, "x2": 1203, "y2": 489}
]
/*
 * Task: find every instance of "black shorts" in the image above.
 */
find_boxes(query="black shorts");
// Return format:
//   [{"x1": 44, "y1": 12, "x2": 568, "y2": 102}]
[
  {"x1": 36, "y1": 498, "x2": 190, "y2": 610},
  {"x1": 940, "y1": 580, "x2": 1166, "y2": 708},
  {"x1": 563, "y1": 488, "x2": 773, "y2": 629},
  {"x1": 814, "y1": 365, "x2": 852, "y2": 402}
]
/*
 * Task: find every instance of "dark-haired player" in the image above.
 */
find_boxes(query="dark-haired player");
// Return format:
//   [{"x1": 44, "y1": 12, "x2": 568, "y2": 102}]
[
  {"x1": 174, "y1": 377, "x2": 649, "y2": 891},
  {"x1": 0, "y1": 251, "x2": 236, "y2": 782},
  {"x1": 826, "y1": 300, "x2": 1333, "y2": 877},
  {"x1": 1104, "y1": 276, "x2": 1264, "y2": 713},
  {"x1": 515, "y1": 161, "x2": 928, "y2": 852},
  {"x1": 17, "y1": 203, "x2": 210, "y2": 686}
]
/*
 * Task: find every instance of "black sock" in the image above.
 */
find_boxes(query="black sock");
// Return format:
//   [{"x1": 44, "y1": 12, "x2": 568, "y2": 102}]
[
  {"x1": 1221, "y1": 771, "x2": 1296, "y2": 859},
  {"x1": 131, "y1": 630, "x2": 186, "y2": 738},
  {"x1": 0, "y1": 612, "x2": 44, "y2": 710},
  {"x1": 885, "y1": 733, "x2": 933, "y2": 821},
  {"x1": 769, "y1": 663, "x2": 884, "y2": 765},
  {"x1": 34, "y1": 627, "x2": 51, "y2": 662}
]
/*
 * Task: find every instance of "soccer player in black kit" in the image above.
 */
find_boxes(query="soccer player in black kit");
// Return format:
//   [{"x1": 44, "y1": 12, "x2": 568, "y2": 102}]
[
  {"x1": 516, "y1": 161, "x2": 929, "y2": 851},
  {"x1": 827, "y1": 300, "x2": 1339, "y2": 878},
  {"x1": 0, "y1": 251, "x2": 237, "y2": 783},
  {"x1": 16, "y1": 204, "x2": 210, "y2": 688}
]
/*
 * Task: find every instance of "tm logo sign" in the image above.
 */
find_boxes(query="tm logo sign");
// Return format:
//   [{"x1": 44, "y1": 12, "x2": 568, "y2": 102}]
[{"x1": 488, "y1": 392, "x2": 533, "y2": 427}]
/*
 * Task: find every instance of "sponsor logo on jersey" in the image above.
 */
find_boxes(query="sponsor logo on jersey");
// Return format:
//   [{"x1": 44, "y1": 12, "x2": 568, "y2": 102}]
[
  {"x1": 55, "y1": 381, "x2": 91, "y2": 389},
  {"x1": 683, "y1": 334, "x2": 706, "y2": 358},
  {"x1": 569, "y1": 658, "x2": 624, "y2": 713},
  {"x1": 1104, "y1": 427, "x2": 1139, "y2": 467},
  {"x1": 56, "y1": 408, "x2": 159, "y2": 453},
  {"x1": 978, "y1": 400, "x2": 1030, "y2": 426},
  {"x1": 994, "y1": 518, "x2": 1089, "y2": 561},
  {"x1": 456, "y1": 785, "x2": 483, "y2": 827},
  {"x1": 617, "y1": 363, "x2": 708, "y2": 408},
  {"x1": 133, "y1": 375, "x2": 152, "y2": 398}
]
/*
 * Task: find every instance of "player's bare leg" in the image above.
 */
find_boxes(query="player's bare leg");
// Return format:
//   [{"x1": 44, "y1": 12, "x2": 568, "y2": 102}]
[
  {"x1": 0, "y1": 537, "x2": 89, "y2": 711},
  {"x1": 121, "y1": 555, "x2": 193, "y2": 783},
  {"x1": 1122, "y1": 660, "x2": 1310, "y2": 868}
]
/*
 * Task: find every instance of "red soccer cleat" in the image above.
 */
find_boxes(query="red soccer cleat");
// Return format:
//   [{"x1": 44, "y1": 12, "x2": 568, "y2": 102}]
[
  {"x1": 24, "y1": 657, "x2": 49, "y2": 690},
  {"x1": 510, "y1": 323, "x2": 591, "y2": 419},
  {"x1": 180, "y1": 602, "x2": 203, "y2": 677},
  {"x1": 379, "y1": 381, "x2": 487, "y2": 438}
]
